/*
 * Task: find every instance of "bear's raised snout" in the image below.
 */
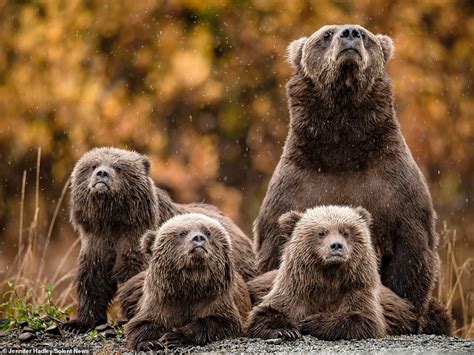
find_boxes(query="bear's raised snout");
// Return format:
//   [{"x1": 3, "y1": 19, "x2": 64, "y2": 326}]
[
  {"x1": 330, "y1": 241, "x2": 344, "y2": 253},
  {"x1": 338, "y1": 27, "x2": 362, "y2": 56},
  {"x1": 90, "y1": 165, "x2": 113, "y2": 191},
  {"x1": 95, "y1": 169, "x2": 109, "y2": 180},
  {"x1": 340, "y1": 27, "x2": 361, "y2": 40}
]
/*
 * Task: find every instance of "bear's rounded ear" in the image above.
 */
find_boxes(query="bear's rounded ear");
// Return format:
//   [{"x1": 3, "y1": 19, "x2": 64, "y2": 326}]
[
  {"x1": 278, "y1": 211, "x2": 303, "y2": 236},
  {"x1": 376, "y1": 34, "x2": 394, "y2": 64},
  {"x1": 287, "y1": 37, "x2": 307, "y2": 70},
  {"x1": 355, "y1": 207, "x2": 373, "y2": 227},
  {"x1": 142, "y1": 156, "x2": 151, "y2": 175},
  {"x1": 141, "y1": 230, "x2": 156, "y2": 255}
]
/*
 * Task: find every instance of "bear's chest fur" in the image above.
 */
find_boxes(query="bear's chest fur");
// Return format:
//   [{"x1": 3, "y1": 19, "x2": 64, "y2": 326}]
[
  {"x1": 285, "y1": 75, "x2": 398, "y2": 173},
  {"x1": 274, "y1": 158, "x2": 402, "y2": 263}
]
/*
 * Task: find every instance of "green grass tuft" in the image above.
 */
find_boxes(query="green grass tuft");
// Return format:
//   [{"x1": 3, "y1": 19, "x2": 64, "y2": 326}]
[{"x1": 0, "y1": 280, "x2": 71, "y2": 331}]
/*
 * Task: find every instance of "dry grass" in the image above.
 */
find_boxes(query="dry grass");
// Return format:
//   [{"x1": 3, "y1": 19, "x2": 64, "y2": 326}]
[
  {"x1": 1, "y1": 148, "x2": 473, "y2": 338},
  {"x1": 437, "y1": 223, "x2": 474, "y2": 338},
  {"x1": 4, "y1": 148, "x2": 77, "y2": 313}
]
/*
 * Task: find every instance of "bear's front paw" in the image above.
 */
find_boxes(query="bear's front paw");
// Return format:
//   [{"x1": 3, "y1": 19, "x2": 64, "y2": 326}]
[
  {"x1": 136, "y1": 340, "x2": 164, "y2": 351},
  {"x1": 299, "y1": 314, "x2": 323, "y2": 336},
  {"x1": 260, "y1": 327, "x2": 301, "y2": 341},
  {"x1": 62, "y1": 319, "x2": 101, "y2": 334},
  {"x1": 159, "y1": 331, "x2": 187, "y2": 349},
  {"x1": 276, "y1": 327, "x2": 301, "y2": 341}
]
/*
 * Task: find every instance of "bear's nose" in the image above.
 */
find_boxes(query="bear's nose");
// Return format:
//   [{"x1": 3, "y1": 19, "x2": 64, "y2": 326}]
[
  {"x1": 96, "y1": 169, "x2": 109, "y2": 179},
  {"x1": 340, "y1": 27, "x2": 361, "y2": 40},
  {"x1": 330, "y1": 242, "x2": 344, "y2": 252},
  {"x1": 192, "y1": 234, "x2": 207, "y2": 245}
]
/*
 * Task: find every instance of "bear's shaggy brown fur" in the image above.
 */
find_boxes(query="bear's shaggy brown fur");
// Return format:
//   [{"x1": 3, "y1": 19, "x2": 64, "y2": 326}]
[
  {"x1": 125, "y1": 214, "x2": 251, "y2": 351},
  {"x1": 253, "y1": 24, "x2": 451, "y2": 333},
  {"x1": 65, "y1": 147, "x2": 256, "y2": 333},
  {"x1": 248, "y1": 271, "x2": 416, "y2": 336},
  {"x1": 64, "y1": 147, "x2": 158, "y2": 332},
  {"x1": 247, "y1": 206, "x2": 388, "y2": 340}
]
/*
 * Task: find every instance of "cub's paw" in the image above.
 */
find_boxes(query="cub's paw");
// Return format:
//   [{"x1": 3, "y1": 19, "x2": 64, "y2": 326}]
[
  {"x1": 276, "y1": 327, "x2": 301, "y2": 341},
  {"x1": 260, "y1": 327, "x2": 301, "y2": 341},
  {"x1": 159, "y1": 331, "x2": 187, "y2": 349},
  {"x1": 299, "y1": 314, "x2": 323, "y2": 336},
  {"x1": 62, "y1": 319, "x2": 99, "y2": 334},
  {"x1": 136, "y1": 340, "x2": 164, "y2": 351}
]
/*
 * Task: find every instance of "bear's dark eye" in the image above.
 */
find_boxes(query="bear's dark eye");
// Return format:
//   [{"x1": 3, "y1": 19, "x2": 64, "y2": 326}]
[
  {"x1": 179, "y1": 230, "x2": 187, "y2": 238},
  {"x1": 318, "y1": 230, "x2": 327, "y2": 238},
  {"x1": 203, "y1": 229, "x2": 211, "y2": 238},
  {"x1": 323, "y1": 31, "x2": 333, "y2": 40},
  {"x1": 91, "y1": 165, "x2": 97, "y2": 171},
  {"x1": 114, "y1": 166, "x2": 122, "y2": 173},
  {"x1": 341, "y1": 228, "x2": 350, "y2": 238}
]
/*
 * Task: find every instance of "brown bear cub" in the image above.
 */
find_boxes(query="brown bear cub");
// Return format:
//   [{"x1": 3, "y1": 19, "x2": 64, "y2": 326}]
[
  {"x1": 64, "y1": 147, "x2": 158, "y2": 332},
  {"x1": 247, "y1": 269, "x2": 416, "y2": 336},
  {"x1": 247, "y1": 206, "x2": 387, "y2": 340},
  {"x1": 126, "y1": 213, "x2": 251, "y2": 351},
  {"x1": 253, "y1": 24, "x2": 452, "y2": 334},
  {"x1": 66, "y1": 147, "x2": 256, "y2": 333}
]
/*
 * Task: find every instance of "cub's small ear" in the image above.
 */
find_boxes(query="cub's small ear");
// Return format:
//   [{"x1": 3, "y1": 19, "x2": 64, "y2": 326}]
[
  {"x1": 376, "y1": 34, "x2": 394, "y2": 63},
  {"x1": 141, "y1": 230, "x2": 156, "y2": 255},
  {"x1": 278, "y1": 211, "x2": 303, "y2": 236},
  {"x1": 355, "y1": 207, "x2": 373, "y2": 227},
  {"x1": 287, "y1": 37, "x2": 307, "y2": 70},
  {"x1": 142, "y1": 156, "x2": 151, "y2": 175}
]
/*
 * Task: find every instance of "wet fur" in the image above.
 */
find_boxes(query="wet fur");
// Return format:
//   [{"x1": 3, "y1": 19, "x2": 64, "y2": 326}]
[
  {"x1": 125, "y1": 214, "x2": 251, "y2": 350},
  {"x1": 118, "y1": 204, "x2": 256, "y2": 321},
  {"x1": 247, "y1": 206, "x2": 387, "y2": 340},
  {"x1": 253, "y1": 24, "x2": 452, "y2": 333},
  {"x1": 66, "y1": 147, "x2": 256, "y2": 333},
  {"x1": 65, "y1": 147, "x2": 157, "y2": 332}
]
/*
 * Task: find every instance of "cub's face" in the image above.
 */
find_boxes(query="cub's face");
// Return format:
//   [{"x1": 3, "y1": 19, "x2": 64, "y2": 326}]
[
  {"x1": 71, "y1": 147, "x2": 151, "y2": 197},
  {"x1": 279, "y1": 206, "x2": 373, "y2": 268},
  {"x1": 70, "y1": 147, "x2": 155, "y2": 230},
  {"x1": 288, "y1": 24, "x2": 393, "y2": 89},
  {"x1": 142, "y1": 214, "x2": 232, "y2": 272}
]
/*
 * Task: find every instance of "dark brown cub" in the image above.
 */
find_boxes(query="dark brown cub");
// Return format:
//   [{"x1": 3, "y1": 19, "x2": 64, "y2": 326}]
[{"x1": 126, "y1": 213, "x2": 251, "y2": 351}]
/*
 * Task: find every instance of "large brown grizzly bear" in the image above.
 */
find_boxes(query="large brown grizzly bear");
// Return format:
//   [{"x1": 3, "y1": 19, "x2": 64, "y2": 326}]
[
  {"x1": 126, "y1": 213, "x2": 251, "y2": 351},
  {"x1": 65, "y1": 147, "x2": 255, "y2": 333},
  {"x1": 248, "y1": 206, "x2": 388, "y2": 340},
  {"x1": 253, "y1": 24, "x2": 451, "y2": 333}
]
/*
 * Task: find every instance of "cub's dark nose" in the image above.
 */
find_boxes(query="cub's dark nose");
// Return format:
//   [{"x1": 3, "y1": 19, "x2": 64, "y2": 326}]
[
  {"x1": 340, "y1": 27, "x2": 361, "y2": 40},
  {"x1": 96, "y1": 169, "x2": 109, "y2": 179},
  {"x1": 192, "y1": 234, "x2": 207, "y2": 245},
  {"x1": 330, "y1": 242, "x2": 344, "y2": 252}
]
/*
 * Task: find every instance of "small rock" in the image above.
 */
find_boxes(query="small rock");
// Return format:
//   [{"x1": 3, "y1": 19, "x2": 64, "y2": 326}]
[
  {"x1": 21, "y1": 327, "x2": 34, "y2": 333},
  {"x1": 19, "y1": 332, "x2": 36, "y2": 342},
  {"x1": 265, "y1": 338, "x2": 283, "y2": 345},
  {"x1": 95, "y1": 323, "x2": 112, "y2": 332},
  {"x1": 45, "y1": 325, "x2": 61, "y2": 335},
  {"x1": 103, "y1": 329, "x2": 116, "y2": 338}
]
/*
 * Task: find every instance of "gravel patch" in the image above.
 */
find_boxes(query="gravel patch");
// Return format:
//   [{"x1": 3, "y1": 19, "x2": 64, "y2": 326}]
[{"x1": 1, "y1": 329, "x2": 473, "y2": 353}]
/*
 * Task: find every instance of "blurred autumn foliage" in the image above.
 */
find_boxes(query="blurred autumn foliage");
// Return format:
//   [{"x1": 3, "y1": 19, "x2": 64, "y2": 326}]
[{"x1": 0, "y1": 0, "x2": 472, "y2": 335}]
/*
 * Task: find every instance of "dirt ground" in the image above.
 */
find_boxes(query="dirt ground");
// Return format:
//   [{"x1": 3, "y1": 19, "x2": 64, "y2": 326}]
[{"x1": 1, "y1": 328, "x2": 473, "y2": 353}]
